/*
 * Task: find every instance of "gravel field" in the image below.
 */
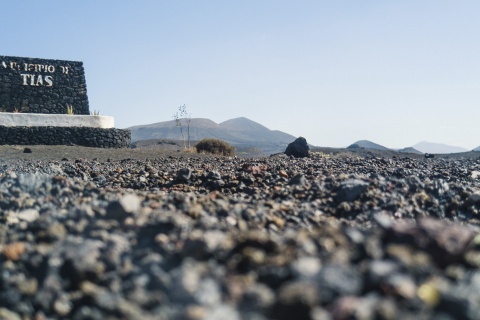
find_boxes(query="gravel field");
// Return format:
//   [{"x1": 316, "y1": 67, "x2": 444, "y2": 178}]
[{"x1": 2, "y1": 146, "x2": 480, "y2": 319}]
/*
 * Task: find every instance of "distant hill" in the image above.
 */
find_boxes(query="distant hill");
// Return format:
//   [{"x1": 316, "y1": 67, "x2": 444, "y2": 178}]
[
  {"x1": 345, "y1": 140, "x2": 470, "y2": 155},
  {"x1": 347, "y1": 140, "x2": 389, "y2": 151},
  {"x1": 398, "y1": 147, "x2": 423, "y2": 155},
  {"x1": 128, "y1": 117, "x2": 297, "y2": 154},
  {"x1": 412, "y1": 141, "x2": 468, "y2": 154},
  {"x1": 345, "y1": 140, "x2": 424, "y2": 155}
]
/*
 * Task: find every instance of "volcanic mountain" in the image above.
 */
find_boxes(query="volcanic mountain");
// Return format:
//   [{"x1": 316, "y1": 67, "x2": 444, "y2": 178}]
[
  {"x1": 412, "y1": 141, "x2": 469, "y2": 154},
  {"x1": 347, "y1": 140, "x2": 390, "y2": 151}
]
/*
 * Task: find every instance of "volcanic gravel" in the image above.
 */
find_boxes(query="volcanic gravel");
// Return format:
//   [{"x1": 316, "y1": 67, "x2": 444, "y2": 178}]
[{"x1": 2, "y1": 150, "x2": 480, "y2": 319}]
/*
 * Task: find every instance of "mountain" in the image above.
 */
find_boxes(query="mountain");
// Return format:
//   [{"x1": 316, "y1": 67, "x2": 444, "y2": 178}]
[
  {"x1": 347, "y1": 140, "x2": 389, "y2": 150},
  {"x1": 412, "y1": 141, "x2": 469, "y2": 154},
  {"x1": 219, "y1": 117, "x2": 296, "y2": 145},
  {"x1": 128, "y1": 117, "x2": 297, "y2": 154},
  {"x1": 219, "y1": 117, "x2": 269, "y2": 132},
  {"x1": 398, "y1": 147, "x2": 423, "y2": 155}
]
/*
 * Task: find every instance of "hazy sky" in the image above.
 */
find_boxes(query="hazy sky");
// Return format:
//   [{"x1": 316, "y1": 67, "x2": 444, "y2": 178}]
[{"x1": 2, "y1": 1, "x2": 479, "y2": 148}]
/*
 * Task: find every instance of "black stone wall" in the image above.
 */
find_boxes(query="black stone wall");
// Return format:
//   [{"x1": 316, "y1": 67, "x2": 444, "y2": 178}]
[
  {"x1": 0, "y1": 56, "x2": 89, "y2": 115},
  {"x1": 0, "y1": 126, "x2": 130, "y2": 148}
]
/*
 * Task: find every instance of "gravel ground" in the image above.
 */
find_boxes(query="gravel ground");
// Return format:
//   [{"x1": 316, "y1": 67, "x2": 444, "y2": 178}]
[{"x1": 1, "y1": 146, "x2": 480, "y2": 319}]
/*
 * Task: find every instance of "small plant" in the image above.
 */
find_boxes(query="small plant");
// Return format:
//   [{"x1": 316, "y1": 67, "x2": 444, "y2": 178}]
[
  {"x1": 173, "y1": 104, "x2": 192, "y2": 149},
  {"x1": 311, "y1": 151, "x2": 331, "y2": 159},
  {"x1": 90, "y1": 110, "x2": 100, "y2": 116},
  {"x1": 183, "y1": 147, "x2": 196, "y2": 154},
  {"x1": 13, "y1": 107, "x2": 21, "y2": 113},
  {"x1": 66, "y1": 105, "x2": 74, "y2": 115},
  {"x1": 195, "y1": 138, "x2": 235, "y2": 156}
]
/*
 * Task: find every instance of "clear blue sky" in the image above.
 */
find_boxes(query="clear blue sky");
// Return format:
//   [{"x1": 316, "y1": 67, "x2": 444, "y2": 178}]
[{"x1": 2, "y1": 1, "x2": 479, "y2": 148}]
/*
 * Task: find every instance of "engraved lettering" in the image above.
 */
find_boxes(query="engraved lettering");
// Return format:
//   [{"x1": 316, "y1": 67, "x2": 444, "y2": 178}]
[
  {"x1": 47, "y1": 65, "x2": 55, "y2": 73},
  {"x1": 1, "y1": 61, "x2": 6, "y2": 69}
]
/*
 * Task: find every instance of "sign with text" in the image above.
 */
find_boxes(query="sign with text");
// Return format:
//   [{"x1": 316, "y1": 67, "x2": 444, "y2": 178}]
[{"x1": 0, "y1": 55, "x2": 90, "y2": 115}]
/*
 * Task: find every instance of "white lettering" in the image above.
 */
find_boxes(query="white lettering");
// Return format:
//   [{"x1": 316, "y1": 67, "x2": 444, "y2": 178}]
[
  {"x1": 60, "y1": 66, "x2": 69, "y2": 75},
  {"x1": 44, "y1": 75, "x2": 53, "y2": 87},
  {"x1": 35, "y1": 76, "x2": 43, "y2": 86},
  {"x1": 2, "y1": 61, "x2": 7, "y2": 69},
  {"x1": 20, "y1": 74, "x2": 54, "y2": 87},
  {"x1": 20, "y1": 74, "x2": 29, "y2": 85},
  {"x1": 17, "y1": 64, "x2": 61, "y2": 74}
]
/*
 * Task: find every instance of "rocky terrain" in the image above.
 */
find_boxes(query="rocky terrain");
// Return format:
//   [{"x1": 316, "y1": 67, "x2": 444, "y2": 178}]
[{"x1": 1, "y1": 146, "x2": 480, "y2": 319}]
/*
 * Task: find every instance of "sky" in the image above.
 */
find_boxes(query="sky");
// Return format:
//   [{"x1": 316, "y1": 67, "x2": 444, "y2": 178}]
[{"x1": 1, "y1": 1, "x2": 479, "y2": 149}]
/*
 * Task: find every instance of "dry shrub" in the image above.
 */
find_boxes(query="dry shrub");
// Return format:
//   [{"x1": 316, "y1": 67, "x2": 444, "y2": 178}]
[
  {"x1": 183, "y1": 147, "x2": 196, "y2": 154},
  {"x1": 195, "y1": 138, "x2": 235, "y2": 156}
]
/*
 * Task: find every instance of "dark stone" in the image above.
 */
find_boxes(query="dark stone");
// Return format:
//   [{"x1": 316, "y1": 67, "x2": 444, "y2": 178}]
[
  {"x1": 274, "y1": 281, "x2": 320, "y2": 320},
  {"x1": 388, "y1": 218, "x2": 476, "y2": 267},
  {"x1": 105, "y1": 194, "x2": 141, "y2": 220},
  {"x1": 316, "y1": 264, "x2": 363, "y2": 303},
  {"x1": 207, "y1": 171, "x2": 222, "y2": 180},
  {"x1": 176, "y1": 168, "x2": 192, "y2": 182},
  {"x1": 336, "y1": 179, "x2": 369, "y2": 202},
  {"x1": 0, "y1": 126, "x2": 130, "y2": 148},
  {"x1": 0, "y1": 55, "x2": 90, "y2": 114},
  {"x1": 23, "y1": 147, "x2": 32, "y2": 153},
  {"x1": 288, "y1": 174, "x2": 308, "y2": 187},
  {"x1": 0, "y1": 56, "x2": 130, "y2": 149},
  {"x1": 285, "y1": 137, "x2": 309, "y2": 158}
]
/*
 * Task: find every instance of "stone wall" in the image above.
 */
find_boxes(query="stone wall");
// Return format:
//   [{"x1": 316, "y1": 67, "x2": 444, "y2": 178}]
[
  {"x1": 0, "y1": 56, "x2": 89, "y2": 115},
  {"x1": 0, "y1": 126, "x2": 130, "y2": 148}
]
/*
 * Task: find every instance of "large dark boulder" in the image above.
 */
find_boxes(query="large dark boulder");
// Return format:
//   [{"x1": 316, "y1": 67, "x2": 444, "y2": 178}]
[{"x1": 285, "y1": 137, "x2": 309, "y2": 158}]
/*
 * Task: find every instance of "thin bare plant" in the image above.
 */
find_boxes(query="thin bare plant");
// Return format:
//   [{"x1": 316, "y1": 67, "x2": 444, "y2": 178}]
[{"x1": 173, "y1": 104, "x2": 192, "y2": 149}]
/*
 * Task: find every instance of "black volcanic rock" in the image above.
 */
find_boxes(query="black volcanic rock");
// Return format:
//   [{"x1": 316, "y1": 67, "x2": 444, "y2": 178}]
[
  {"x1": 2, "y1": 149, "x2": 480, "y2": 319},
  {"x1": 285, "y1": 137, "x2": 309, "y2": 158}
]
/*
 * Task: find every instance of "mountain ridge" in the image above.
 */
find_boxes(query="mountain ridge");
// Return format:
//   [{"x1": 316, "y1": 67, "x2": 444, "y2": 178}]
[
  {"x1": 345, "y1": 140, "x2": 470, "y2": 154},
  {"x1": 128, "y1": 119, "x2": 474, "y2": 155},
  {"x1": 347, "y1": 140, "x2": 390, "y2": 151},
  {"x1": 128, "y1": 117, "x2": 297, "y2": 154},
  {"x1": 412, "y1": 141, "x2": 469, "y2": 154}
]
